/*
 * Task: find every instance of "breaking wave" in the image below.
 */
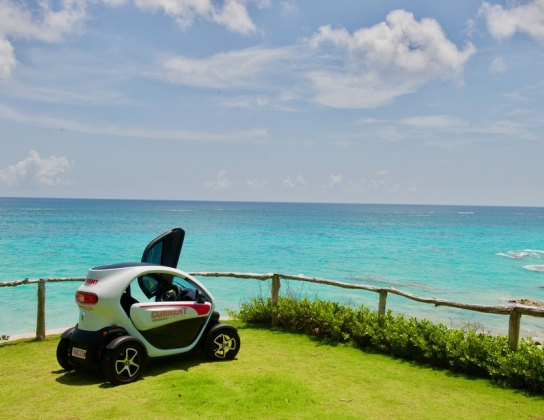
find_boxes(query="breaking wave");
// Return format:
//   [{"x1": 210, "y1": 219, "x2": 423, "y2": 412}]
[
  {"x1": 523, "y1": 265, "x2": 544, "y2": 273},
  {"x1": 497, "y1": 250, "x2": 544, "y2": 259}
]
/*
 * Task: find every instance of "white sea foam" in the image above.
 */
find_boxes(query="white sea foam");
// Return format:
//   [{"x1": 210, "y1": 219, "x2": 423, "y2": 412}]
[
  {"x1": 497, "y1": 249, "x2": 544, "y2": 259},
  {"x1": 523, "y1": 265, "x2": 544, "y2": 273},
  {"x1": 458, "y1": 211, "x2": 474, "y2": 214}
]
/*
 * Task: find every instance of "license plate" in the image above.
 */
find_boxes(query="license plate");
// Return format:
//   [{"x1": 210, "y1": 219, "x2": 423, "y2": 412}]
[{"x1": 72, "y1": 347, "x2": 86, "y2": 359}]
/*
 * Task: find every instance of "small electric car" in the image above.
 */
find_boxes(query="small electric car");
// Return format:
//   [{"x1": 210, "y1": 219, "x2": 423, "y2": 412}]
[{"x1": 56, "y1": 228, "x2": 240, "y2": 385}]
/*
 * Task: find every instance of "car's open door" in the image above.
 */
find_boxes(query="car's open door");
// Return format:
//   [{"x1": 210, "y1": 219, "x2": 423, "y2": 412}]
[{"x1": 141, "y1": 228, "x2": 185, "y2": 268}]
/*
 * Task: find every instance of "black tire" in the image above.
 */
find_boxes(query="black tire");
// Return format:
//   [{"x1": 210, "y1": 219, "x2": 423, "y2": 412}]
[
  {"x1": 204, "y1": 326, "x2": 240, "y2": 361},
  {"x1": 103, "y1": 341, "x2": 146, "y2": 385},
  {"x1": 56, "y1": 338, "x2": 74, "y2": 371}
]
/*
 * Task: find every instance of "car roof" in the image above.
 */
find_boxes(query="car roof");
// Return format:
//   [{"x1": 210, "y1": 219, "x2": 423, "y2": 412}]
[{"x1": 91, "y1": 262, "x2": 160, "y2": 270}]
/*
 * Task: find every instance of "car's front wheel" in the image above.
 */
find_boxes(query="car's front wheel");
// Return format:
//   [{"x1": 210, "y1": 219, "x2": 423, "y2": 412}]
[
  {"x1": 103, "y1": 342, "x2": 146, "y2": 385},
  {"x1": 56, "y1": 338, "x2": 74, "y2": 371}
]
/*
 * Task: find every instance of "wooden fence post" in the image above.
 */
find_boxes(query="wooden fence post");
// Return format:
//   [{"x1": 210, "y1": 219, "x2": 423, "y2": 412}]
[
  {"x1": 36, "y1": 280, "x2": 46, "y2": 341},
  {"x1": 508, "y1": 311, "x2": 521, "y2": 351},
  {"x1": 378, "y1": 291, "x2": 388, "y2": 327},
  {"x1": 271, "y1": 274, "x2": 281, "y2": 327}
]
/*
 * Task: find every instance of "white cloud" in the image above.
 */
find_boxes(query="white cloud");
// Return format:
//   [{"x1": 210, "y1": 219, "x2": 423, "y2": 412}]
[
  {"x1": 223, "y1": 95, "x2": 271, "y2": 108},
  {"x1": 474, "y1": 119, "x2": 531, "y2": 136},
  {"x1": 348, "y1": 176, "x2": 401, "y2": 193},
  {"x1": 0, "y1": 37, "x2": 15, "y2": 79},
  {"x1": 377, "y1": 126, "x2": 405, "y2": 142},
  {"x1": 204, "y1": 170, "x2": 233, "y2": 190},
  {"x1": 116, "y1": 0, "x2": 267, "y2": 32},
  {"x1": 348, "y1": 179, "x2": 366, "y2": 191},
  {"x1": 348, "y1": 175, "x2": 406, "y2": 195},
  {"x1": 281, "y1": 0, "x2": 297, "y2": 14},
  {"x1": 308, "y1": 10, "x2": 476, "y2": 108},
  {"x1": 1, "y1": 82, "x2": 128, "y2": 105},
  {"x1": 160, "y1": 10, "x2": 475, "y2": 110},
  {"x1": 0, "y1": 0, "x2": 86, "y2": 42},
  {"x1": 464, "y1": 18, "x2": 479, "y2": 38},
  {"x1": 357, "y1": 113, "x2": 534, "y2": 139},
  {"x1": 0, "y1": 103, "x2": 268, "y2": 141},
  {"x1": 370, "y1": 179, "x2": 404, "y2": 193},
  {"x1": 0, "y1": 150, "x2": 72, "y2": 187},
  {"x1": 0, "y1": 0, "x2": 87, "y2": 78},
  {"x1": 368, "y1": 179, "x2": 386, "y2": 190},
  {"x1": 163, "y1": 46, "x2": 294, "y2": 89},
  {"x1": 256, "y1": 0, "x2": 271, "y2": 8},
  {"x1": 400, "y1": 115, "x2": 469, "y2": 129},
  {"x1": 357, "y1": 118, "x2": 382, "y2": 125},
  {"x1": 324, "y1": 174, "x2": 342, "y2": 188},
  {"x1": 222, "y1": 92, "x2": 299, "y2": 109},
  {"x1": 0, "y1": 0, "x2": 263, "y2": 79},
  {"x1": 132, "y1": 0, "x2": 257, "y2": 33},
  {"x1": 358, "y1": 113, "x2": 535, "y2": 140},
  {"x1": 101, "y1": 0, "x2": 127, "y2": 6},
  {"x1": 424, "y1": 118, "x2": 532, "y2": 137},
  {"x1": 479, "y1": 0, "x2": 544, "y2": 41},
  {"x1": 283, "y1": 174, "x2": 306, "y2": 190},
  {"x1": 489, "y1": 57, "x2": 506, "y2": 73},
  {"x1": 247, "y1": 178, "x2": 268, "y2": 188}
]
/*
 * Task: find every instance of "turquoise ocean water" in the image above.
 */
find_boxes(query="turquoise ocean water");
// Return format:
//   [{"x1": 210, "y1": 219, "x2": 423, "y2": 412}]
[{"x1": 1, "y1": 197, "x2": 543, "y2": 338}]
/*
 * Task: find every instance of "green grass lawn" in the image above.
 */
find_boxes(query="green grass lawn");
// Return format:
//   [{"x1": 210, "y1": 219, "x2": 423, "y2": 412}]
[{"x1": 1, "y1": 322, "x2": 544, "y2": 419}]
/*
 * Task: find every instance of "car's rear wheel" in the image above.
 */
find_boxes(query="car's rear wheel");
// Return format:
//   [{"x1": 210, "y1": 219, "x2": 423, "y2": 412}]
[
  {"x1": 103, "y1": 342, "x2": 146, "y2": 385},
  {"x1": 204, "y1": 326, "x2": 240, "y2": 361},
  {"x1": 56, "y1": 338, "x2": 74, "y2": 371}
]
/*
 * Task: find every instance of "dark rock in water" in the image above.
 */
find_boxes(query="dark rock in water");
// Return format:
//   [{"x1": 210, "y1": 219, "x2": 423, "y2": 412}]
[{"x1": 509, "y1": 298, "x2": 544, "y2": 308}]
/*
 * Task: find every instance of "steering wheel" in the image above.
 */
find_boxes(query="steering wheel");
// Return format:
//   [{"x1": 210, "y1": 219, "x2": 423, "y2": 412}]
[{"x1": 160, "y1": 285, "x2": 181, "y2": 302}]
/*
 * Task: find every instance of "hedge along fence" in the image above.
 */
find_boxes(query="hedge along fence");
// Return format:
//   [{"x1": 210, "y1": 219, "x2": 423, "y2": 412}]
[{"x1": 2, "y1": 272, "x2": 544, "y2": 351}]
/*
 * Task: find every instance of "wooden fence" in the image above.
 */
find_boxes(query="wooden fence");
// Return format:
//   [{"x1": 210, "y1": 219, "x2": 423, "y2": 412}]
[{"x1": 2, "y1": 272, "x2": 544, "y2": 351}]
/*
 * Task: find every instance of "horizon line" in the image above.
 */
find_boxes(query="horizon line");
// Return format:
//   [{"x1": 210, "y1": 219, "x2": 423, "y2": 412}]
[{"x1": 1, "y1": 196, "x2": 543, "y2": 209}]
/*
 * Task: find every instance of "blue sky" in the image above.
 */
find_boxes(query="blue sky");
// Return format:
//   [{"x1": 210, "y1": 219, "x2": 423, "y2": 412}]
[{"x1": 0, "y1": 0, "x2": 543, "y2": 205}]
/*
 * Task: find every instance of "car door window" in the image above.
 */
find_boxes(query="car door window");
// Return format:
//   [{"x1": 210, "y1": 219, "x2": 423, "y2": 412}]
[
  {"x1": 145, "y1": 242, "x2": 163, "y2": 265},
  {"x1": 172, "y1": 276, "x2": 210, "y2": 302},
  {"x1": 130, "y1": 277, "x2": 158, "y2": 303},
  {"x1": 141, "y1": 275, "x2": 160, "y2": 296},
  {"x1": 137, "y1": 273, "x2": 166, "y2": 299},
  {"x1": 172, "y1": 276, "x2": 195, "y2": 290}
]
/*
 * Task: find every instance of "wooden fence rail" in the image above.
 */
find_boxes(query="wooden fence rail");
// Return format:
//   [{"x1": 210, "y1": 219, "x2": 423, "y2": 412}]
[
  {"x1": 0, "y1": 277, "x2": 86, "y2": 340},
  {"x1": 2, "y1": 272, "x2": 543, "y2": 351}
]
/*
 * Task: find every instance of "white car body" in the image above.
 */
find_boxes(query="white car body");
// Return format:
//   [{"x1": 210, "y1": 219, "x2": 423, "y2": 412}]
[
  {"x1": 76, "y1": 264, "x2": 216, "y2": 358},
  {"x1": 57, "y1": 228, "x2": 240, "y2": 385}
]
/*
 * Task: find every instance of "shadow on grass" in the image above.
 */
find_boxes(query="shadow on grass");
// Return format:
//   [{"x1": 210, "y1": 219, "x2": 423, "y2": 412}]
[
  {"x1": 145, "y1": 351, "x2": 208, "y2": 378},
  {"x1": 53, "y1": 350, "x2": 235, "y2": 388},
  {"x1": 54, "y1": 369, "x2": 109, "y2": 387}
]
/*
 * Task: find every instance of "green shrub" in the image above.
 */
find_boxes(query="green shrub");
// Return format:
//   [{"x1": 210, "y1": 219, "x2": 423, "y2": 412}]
[{"x1": 232, "y1": 296, "x2": 544, "y2": 393}]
